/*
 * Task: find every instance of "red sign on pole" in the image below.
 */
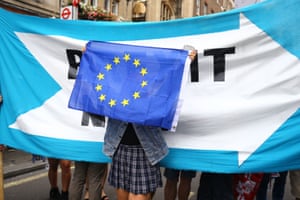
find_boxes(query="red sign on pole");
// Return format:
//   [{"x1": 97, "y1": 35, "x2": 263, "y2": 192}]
[
  {"x1": 72, "y1": 0, "x2": 80, "y2": 7},
  {"x1": 61, "y1": 6, "x2": 72, "y2": 20}
]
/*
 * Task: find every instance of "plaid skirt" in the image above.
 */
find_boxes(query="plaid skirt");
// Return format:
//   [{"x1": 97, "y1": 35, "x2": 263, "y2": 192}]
[{"x1": 108, "y1": 144, "x2": 162, "y2": 194}]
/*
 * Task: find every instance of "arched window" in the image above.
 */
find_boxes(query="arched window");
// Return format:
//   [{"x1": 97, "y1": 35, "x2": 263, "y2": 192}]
[{"x1": 161, "y1": 0, "x2": 174, "y2": 21}]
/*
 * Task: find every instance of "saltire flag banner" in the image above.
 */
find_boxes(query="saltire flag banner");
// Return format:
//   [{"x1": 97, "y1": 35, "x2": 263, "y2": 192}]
[
  {"x1": 68, "y1": 41, "x2": 189, "y2": 130},
  {"x1": 1, "y1": 0, "x2": 300, "y2": 173}
]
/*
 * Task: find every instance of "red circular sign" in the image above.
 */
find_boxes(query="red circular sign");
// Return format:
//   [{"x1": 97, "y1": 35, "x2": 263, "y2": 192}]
[
  {"x1": 61, "y1": 7, "x2": 71, "y2": 20},
  {"x1": 72, "y1": 0, "x2": 79, "y2": 6}
]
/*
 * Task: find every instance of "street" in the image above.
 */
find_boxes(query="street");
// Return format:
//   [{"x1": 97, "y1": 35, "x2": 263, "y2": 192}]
[
  {"x1": 4, "y1": 167, "x2": 200, "y2": 200},
  {"x1": 4, "y1": 166, "x2": 295, "y2": 200}
]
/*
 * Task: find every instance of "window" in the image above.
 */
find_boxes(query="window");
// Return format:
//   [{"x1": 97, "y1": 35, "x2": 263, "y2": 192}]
[
  {"x1": 195, "y1": 0, "x2": 200, "y2": 16},
  {"x1": 91, "y1": 0, "x2": 98, "y2": 6},
  {"x1": 160, "y1": 1, "x2": 174, "y2": 21},
  {"x1": 112, "y1": 0, "x2": 119, "y2": 15},
  {"x1": 175, "y1": 0, "x2": 182, "y2": 18},
  {"x1": 105, "y1": 0, "x2": 111, "y2": 11},
  {"x1": 203, "y1": 2, "x2": 208, "y2": 15}
]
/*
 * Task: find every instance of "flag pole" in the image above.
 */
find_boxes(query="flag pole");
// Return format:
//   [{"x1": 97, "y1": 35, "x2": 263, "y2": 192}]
[{"x1": 72, "y1": 0, "x2": 79, "y2": 20}]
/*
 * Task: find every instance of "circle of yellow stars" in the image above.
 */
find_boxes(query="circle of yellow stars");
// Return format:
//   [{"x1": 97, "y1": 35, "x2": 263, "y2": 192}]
[{"x1": 94, "y1": 53, "x2": 148, "y2": 108}]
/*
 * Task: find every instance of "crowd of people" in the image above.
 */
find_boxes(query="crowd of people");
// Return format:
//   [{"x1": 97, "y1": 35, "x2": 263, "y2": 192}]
[
  {"x1": 2, "y1": 146, "x2": 300, "y2": 200},
  {"x1": 46, "y1": 163, "x2": 300, "y2": 200}
]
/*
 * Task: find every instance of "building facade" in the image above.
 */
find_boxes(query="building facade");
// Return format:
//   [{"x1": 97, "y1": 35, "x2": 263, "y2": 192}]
[
  {"x1": 0, "y1": 0, "x2": 235, "y2": 20},
  {"x1": 0, "y1": 0, "x2": 60, "y2": 17},
  {"x1": 93, "y1": 0, "x2": 235, "y2": 21}
]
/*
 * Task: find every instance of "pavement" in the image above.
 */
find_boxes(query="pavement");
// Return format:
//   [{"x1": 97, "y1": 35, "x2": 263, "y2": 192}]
[{"x1": 2, "y1": 148, "x2": 48, "y2": 179}]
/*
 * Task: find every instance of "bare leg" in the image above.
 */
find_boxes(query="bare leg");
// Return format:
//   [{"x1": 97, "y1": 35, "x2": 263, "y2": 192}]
[
  {"x1": 164, "y1": 178, "x2": 177, "y2": 200},
  {"x1": 178, "y1": 177, "x2": 192, "y2": 200},
  {"x1": 48, "y1": 158, "x2": 61, "y2": 199},
  {"x1": 60, "y1": 159, "x2": 72, "y2": 192},
  {"x1": 129, "y1": 192, "x2": 152, "y2": 200},
  {"x1": 48, "y1": 158, "x2": 59, "y2": 189},
  {"x1": 117, "y1": 188, "x2": 129, "y2": 200},
  {"x1": 101, "y1": 164, "x2": 109, "y2": 199}
]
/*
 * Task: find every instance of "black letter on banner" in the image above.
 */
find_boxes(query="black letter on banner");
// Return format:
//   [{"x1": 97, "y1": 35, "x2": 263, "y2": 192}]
[
  {"x1": 66, "y1": 49, "x2": 82, "y2": 79},
  {"x1": 204, "y1": 47, "x2": 235, "y2": 81},
  {"x1": 82, "y1": 112, "x2": 106, "y2": 127},
  {"x1": 65, "y1": 49, "x2": 106, "y2": 127}
]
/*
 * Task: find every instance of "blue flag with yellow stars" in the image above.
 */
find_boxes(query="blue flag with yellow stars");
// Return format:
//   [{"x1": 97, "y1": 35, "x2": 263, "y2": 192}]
[{"x1": 69, "y1": 41, "x2": 188, "y2": 129}]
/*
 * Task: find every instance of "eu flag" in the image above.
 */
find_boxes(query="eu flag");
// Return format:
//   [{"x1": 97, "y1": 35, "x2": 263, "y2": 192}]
[{"x1": 68, "y1": 41, "x2": 188, "y2": 129}]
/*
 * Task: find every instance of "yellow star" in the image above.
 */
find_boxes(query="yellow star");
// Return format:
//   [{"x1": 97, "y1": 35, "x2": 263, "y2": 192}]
[
  {"x1": 133, "y1": 92, "x2": 140, "y2": 99},
  {"x1": 105, "y1": 64, "x2": 112, "y2": 71},
  {"x1": 109, "y1": 99, "x2": 116, "y2": 107},
  {"x1": 140, "y1": 68, "x2": 148, "y2": 76},
  {"x1": 113, "y1": 56, "x2": 120, "y2": 64},
  {"x1": 97, "y1": 73, "x2": 104, "y2": 80},
  {"x1": 133, "y1": 59, "x2": 141, "y2": 67},
  {"x1": 121, "y1": 99, "x2": 129, "y2": 106},
  {"x1": 141, "y1": 80, "x2": 148, "y2": 87},
  {"x1": 95, "y1": 84, "x2": 103, "y2": 91},
  {"x1": 98, "y1": 94, "x2": 106, "y2": 102},
  {"x1": 123, "y1": 54, "x2": 130, "y2": 62}
]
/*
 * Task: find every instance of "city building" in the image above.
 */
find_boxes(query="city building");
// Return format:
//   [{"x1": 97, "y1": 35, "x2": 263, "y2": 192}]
[
  {"x1": 84, "y1": 0, "x2": 235, "y2": 21},
  {"x1": 0, "y1": 0, "x2": 60, "y2": 17},
  {"x1": 0, "y1": 0, "x2": 235, "y2": 20}
]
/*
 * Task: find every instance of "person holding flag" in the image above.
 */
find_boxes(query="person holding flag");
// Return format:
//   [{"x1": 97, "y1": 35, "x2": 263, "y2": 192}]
[
  {"x1": 68, "y1": 40, "x2": 195, "y2": 200},
  {"x1": 102, "y1": 49, "x2": 197, "y2": 200}
]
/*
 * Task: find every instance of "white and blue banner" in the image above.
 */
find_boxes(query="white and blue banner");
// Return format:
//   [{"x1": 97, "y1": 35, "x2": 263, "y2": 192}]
[{"x1": 1, "y1": 0, "x2": 300, "y2": 173}]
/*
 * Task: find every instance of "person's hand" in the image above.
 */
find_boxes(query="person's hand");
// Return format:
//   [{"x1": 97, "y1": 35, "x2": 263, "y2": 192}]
[{"x1": 189, "y1": 50, "x2": 197, "y2": 61}]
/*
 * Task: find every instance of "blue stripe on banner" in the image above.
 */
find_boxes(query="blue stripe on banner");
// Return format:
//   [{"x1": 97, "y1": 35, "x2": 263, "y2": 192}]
[
  {"x1": 161, "y1": 109, "x2": 300, "y2": 173},
  {"x1": 242, "y1": 0, "x2": 300, "y2": 58},
  {"x1": 160, "y1": 148, "x2": 238, "y2": 173},
  {"x1": 0, "y1": 8, "x2": 239, "y2": 41},
  {"x1": 243, "y1": 109, "x2": 300, "y2": 172},
  {"x1": 2, "y1": 129, "x2": 111, "y2": 163},
  {"x1": 0, "y1": 17, "x2": 60, "y2": 124}
]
